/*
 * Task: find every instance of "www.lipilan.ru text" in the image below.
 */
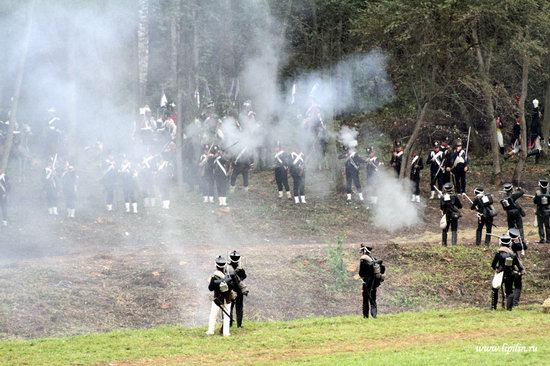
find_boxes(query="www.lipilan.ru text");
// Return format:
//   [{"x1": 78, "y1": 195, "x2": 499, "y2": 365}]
[{"x1": 475, "y1": 344, "x2": 538, "y2": 353}]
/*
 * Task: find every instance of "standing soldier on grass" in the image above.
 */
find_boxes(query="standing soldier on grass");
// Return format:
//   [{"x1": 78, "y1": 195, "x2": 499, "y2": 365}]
[
  {"x1": 470, "y1": 187, "x2": 497, "y2": 246},
  {"x1": 359, "y1": 243, "x2": 385, "y2": 319},
  {"x1": 206, "y1": 256, "x2": 235, "y2": 337},
  {"x1": 508, "y1": 228, "x2": 527, "y2": 307},
  {"x1": 338, "y1": 145, "x2": 366, "y2": 203},
  {"x1": 290, "y1": 150, "x2": 306, "y2": 204},
  {"x1": 491, "y1": 235, "x2": 524, "y2": 311},
  {"x1": 409, "y1": 151, "x2": 423, "y2": 203},
  {"x1": 273, "y1": 144, "x2": 291, "y2": 199},
  {"x1": 227, "y1": 250, "x2": 248, "y2": 328},
  {"x1": 42, "y1": 159, "x2": 59, "y2": 215},
  {"x1": 500, "y1": 183, "x2": 526, "y2": 240},
  {"x1": 427, "y1": 142, "x2": 444, "y2": 199},
  {"x1": 533, "y1": 178, "x2": 550, "y2": 243},
  {"x1": 440, "y1": 182, "x2": 462, "y2": 246},
  {"x1": 61, "y1": 162, "x2": 78, "y2": 218}
]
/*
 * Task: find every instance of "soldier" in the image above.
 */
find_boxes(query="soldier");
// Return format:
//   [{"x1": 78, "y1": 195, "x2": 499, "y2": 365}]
[
  {"x1": 441, "y1": 141, "x2": 452, "y2": 184},
  {"x1": 359, "y1": 243, "x2": 385, "y2": 319},
  {"x1": 427, "y1": 142, "x2": 444, "y2": 199},
  {"x1": 45, "y1": 107, "x2": 62, "y2": 155},
  {"x1": 409, "y1": 151, "x2": 423, "y2": 203},
  {"x1": 157, "y1": 159, "x2": 174, "y2": 209},
  {"x1": 227, "y1": 250, "x2": 248, "y2": 328},
  {"x1": 199, "y1": 144, "x2": 215, "y2": 203},
  {"x1": 389, "y1": 140, "x2": 403, "y2": 177},
  {"x1": 470, "y1": 187, "x2": 497, "y2": 245},
  {"x1": 533, "y1": 178, "x2": 550, "y2": 243},
  {"x1": 42, "y1": 160, "x2": 59, "y2": 215},
  {"x1": 500, "y1": 183, "x2": 525, "y2": 240},
  {"x1": 273, "y1": 144, "x2": 292, "y2": 199},
  {"x1": 119, "y1": 158, "x2": 138, "y2": 214},
  {"x1": 230, "y1": 146, "x2": 254, "y2": 193},
  {"x1": 212, "y1": 146, "x2": 230, "y2": 207},
  {"x1": 440, "y1": 182, "x2": 462, "y2": 246},
  {"x1": 290, "y1": 150, "x2": 306, "y2": 204},
  {"x1": 206, "y1": 256, "x2": 235, "y2": 337},
  {"x1": 101, "y1": 155, "x2": 117, "y2": 211},
  {"x1": 508, "y1": 228, "x2": 527, "y2": 307},
  {"x1": 365, "y1": 147, "x2": 380, "y2": 205},
  {"x1": 450, "y1": 140, "x2": 468, "y2": 194},
  {"x1": 526, "y1": 99, "x2": 543, "y2": 164},
  {"x1": 491, "y1": 235, "x2": 524, "y2": 310},
  {"x1": 338, "y1": 146, "x2": 366, "y2": 202},
  {"x1": 61, "y1": 163, "x2": 77, "y2": 218},
  {"x1": 0, "y1": 169, "x2": 9, "y2": 226},
  {"x1": 139, "y1": 152, "x2": 157, "y2": 207}
]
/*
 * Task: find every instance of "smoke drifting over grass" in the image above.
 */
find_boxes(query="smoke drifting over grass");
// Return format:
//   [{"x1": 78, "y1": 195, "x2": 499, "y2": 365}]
[{"x1": 371, "y1": 169, "x2": 422, "y2": 232}]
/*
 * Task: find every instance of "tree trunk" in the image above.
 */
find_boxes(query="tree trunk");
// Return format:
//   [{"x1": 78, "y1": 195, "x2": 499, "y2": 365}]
[
  {"x1": 472, "y1": 28, "x2": 501, "y2": 185},
  {"x1": 173, "y1": 0, "x2": 184, "y2": 192},
  {"x1": 399, "y1": 102, "x2": 429, "y2": 179},
  {"x1": 512, "y1": 54, "x2": 529, "y2": 186},
  {"x1": 137, "y1": 0, "x2": 149, "y2": 107},
  {"x1": 1, "y1": 1, "x2": 34, "y2": 172}
]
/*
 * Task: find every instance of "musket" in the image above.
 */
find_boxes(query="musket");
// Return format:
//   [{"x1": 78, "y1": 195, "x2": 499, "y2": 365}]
[
  {"x1": 213, "y1": 297, "x2": 233, "y2": 321},
  {"x1": 462, "y1": 193, "x2": 474, "y2": 204},
  {"x1": 465, "y1": 126, "x2": 471, "y2": 162}
]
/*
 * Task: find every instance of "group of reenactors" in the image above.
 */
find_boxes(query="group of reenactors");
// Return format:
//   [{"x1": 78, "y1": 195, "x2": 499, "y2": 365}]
[{"x1": 207, "y1": 251, "x2": 248, "y2": 337}]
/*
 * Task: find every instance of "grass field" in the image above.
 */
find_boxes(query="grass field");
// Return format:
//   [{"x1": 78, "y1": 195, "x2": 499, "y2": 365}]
[{"x1": 1, "y1": 306, "x2": 548, "y2": 365}]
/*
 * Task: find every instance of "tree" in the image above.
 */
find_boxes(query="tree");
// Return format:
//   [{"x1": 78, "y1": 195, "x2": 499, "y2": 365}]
[{"x1": 137, "y1": 0, "x2": 150, "y2": 107}]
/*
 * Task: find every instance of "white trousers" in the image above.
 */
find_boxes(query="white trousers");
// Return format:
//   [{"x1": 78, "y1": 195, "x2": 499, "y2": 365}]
[{"x1": 207, "y1": 300, "x2": 231, "y2": 336}]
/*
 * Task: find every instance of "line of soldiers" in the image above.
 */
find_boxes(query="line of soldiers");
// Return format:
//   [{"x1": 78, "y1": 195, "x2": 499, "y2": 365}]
[
  {"x1": 206, "y1": 251, "x2": 248, "y2": 337},
  {"x1": 435, "y1": 178, "x2": 550, "y2": 246},
  {"x1": 337, "y1": 146, "x2": 381, "y2": 204}
]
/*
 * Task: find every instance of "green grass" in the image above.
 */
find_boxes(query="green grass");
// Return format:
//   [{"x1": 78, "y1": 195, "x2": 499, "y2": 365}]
[{"x1": 1, "y1": 307, "x2": 548, "y2": 365}]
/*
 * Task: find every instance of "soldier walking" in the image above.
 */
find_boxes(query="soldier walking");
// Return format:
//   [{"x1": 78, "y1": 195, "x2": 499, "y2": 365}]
[
  {"x1": 470, "y1": 187, "x2": 497, "y2": 245},
  {"x1": 491, "y1": 235, "x2": 524, "y2": 311},
  {"x1": 440, "y1": 182, "x2": 462, "y2": 246},
  {"x1": 500, "y1": 183, "x2": 525, "y2": 240},
  {"x1": 533, "y1": 178, "x2": 550, "y2": 243},
  {"x1": 359, "y1": 244, "x2": 385, "y2": 318},
  {"x1": 508, "y1": 228, "x2": 527, "y2": 307}
]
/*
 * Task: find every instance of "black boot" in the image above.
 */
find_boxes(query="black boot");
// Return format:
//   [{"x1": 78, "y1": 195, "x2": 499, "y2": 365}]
[
  {"x1": 513, "y1": 288, "x2": 522, "y2": 307},
  {"x1": 442, "y1": 231, "x2": 447, "y2": 247},
  {"x1": 506, "y1": 294, "x2": 514, "y2": 311},
  {"x1": 491, "y1": 289, "x2": 498, "y2": 310},
  {"x1": 484, "y1": 234, "x2": 491, "y2": 245},
  {"x1": 475, "y1": 230, "x2": 482, "y2": 246},
  {"x1": 519, "y1": 228, "x2": 525, "y2": 241},
  {"x1": 451, "y1": 231, "x2": 458, "y2": 246}
]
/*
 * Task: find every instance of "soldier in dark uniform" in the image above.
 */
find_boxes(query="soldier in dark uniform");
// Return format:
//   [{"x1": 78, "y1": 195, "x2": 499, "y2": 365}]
[
  {"x1": 440, "y1": 182, "x2": 462, "y2": 246},
  {"x1": 533, "y1": 178, "x2": 550, "y2": 243},
  {"x1": 365, "y1": 147, "x2": 380, "y2": 205},
  {"x1": 491, "y1": 235, "x2": 524, "y2": 310},
  {"x1": 450, "y1": 140, "x2": 468, "y2": 194},
  {"x1": 0, "y1": 169, "x2": 9, "y2": 226},
  {"x1": 61, "y1": 163, "x2": 77, "y2": 218},
  {"x1": 119, "y1": 158, "x2": 138, "y2": 214},
  {"x1": 338, "y1": 146, "x2": 366, "y2": 202},
  {"x1": 441, "y1": 141, "x2": 452, "y2": 184},
  {"x1": 199, "y1": 144, "x2": 215, "y2": 203},
  {"x1": 101, "y1": 155, "x2": 117, "y2": 211},
  {"x1": 139, "y1": 152, "x2": 157, "y2": 207},
  {"x1": 212, "y1": 147, "x2": 230, "y2": 207},
  {"x1": 470, "y1": 187, "x2": 497, "y2": 245},
  {"x1": 389, "y1": 141, "x2": 403, "y2": 178},
  {"x1": 157, "y1": 159, "x2": 174, "y2": 210},
  {"x1": 500, "y1": 183, "x2": 525, "y2": 240},
  {"x1": 409, "y1": 151, "x2": 423, "y2": 203},
  {"x1": 227, "y1": 250, "x2": 248, "y2": 328},
  {"x1": 290, "y1": 150, "x2": 306, "y2": 204},
  {"x1": 42, "y1": 160, "x2": 59, "y2": 215},
  {"x1": 273, "y1": 144, "x2": 291, "y2": 199},
  {"x1": 508, "y1": 228, "x2": 527, "y2": 307},
  {"x1": 230, "y1": 146, "x2": 254, "y2": 193},
  {"x1": 526, "y1": 99, "x2": 543, "y2": 164},
  {"x1": 427, "y1": 142, "x2": 444, "y2": 199},
  {"x1": 206, "y1": 256, "x2": 235, "y2": 337},
  {"x1": 359, "y1": 243, "x2": 385, "y2": 319}
]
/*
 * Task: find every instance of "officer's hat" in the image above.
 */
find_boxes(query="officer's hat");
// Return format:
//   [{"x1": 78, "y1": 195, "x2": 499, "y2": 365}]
[
  {"x1": 394, "y1": 140, "x2": 401, "y2": 148},
  {"x1": 229, "y1": 250, "x2": 241, "y2": 263},
  {"x1": 499, "y1": 235, "x2": 512, "y2": 247},
  {"x1": 211, "y1": 145, "x2": 219, "y2": 153},
  {"x1": 433, "y1": 141, "x2": 440, "y2": 148},
  {"x1": 215, "y1": 255, "x2": 226, "y2": 269},
  {"x1": 538, "y1": 178, "x2": 549, "y2": 189},
  {"x1": 503, "y1": 183, "x2": 514, "y2": 192},
  {"x1": 508, "y1": 228, "x2": 521, "y2": 240},
  {"x1": 455, "y1": 139, "x2": 463, "y2": 147},
  {"x1": 474, "y1": 187, "x2": 484, "y2": 195},
  {"x1": 443, "y1": 182, "x2": 453, "y2": 192},
  {"x1": 366, "y1": 146, "x2": 374, "y2": 154}
]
